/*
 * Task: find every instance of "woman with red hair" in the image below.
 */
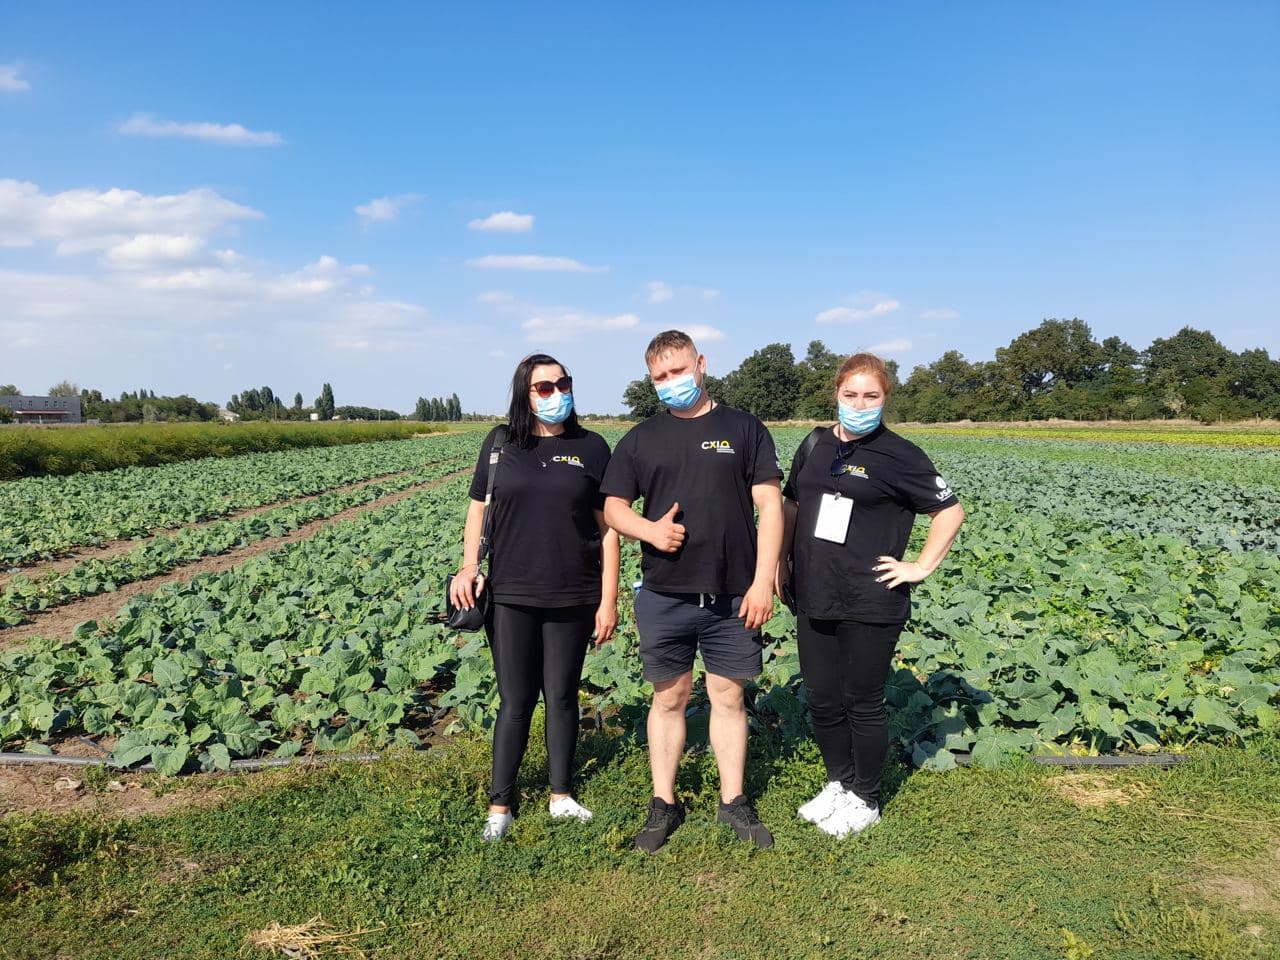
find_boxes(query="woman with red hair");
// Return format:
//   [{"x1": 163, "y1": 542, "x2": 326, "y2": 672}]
[{"x1": 778, "y1": 353, "x2": 964, "y2": 837}]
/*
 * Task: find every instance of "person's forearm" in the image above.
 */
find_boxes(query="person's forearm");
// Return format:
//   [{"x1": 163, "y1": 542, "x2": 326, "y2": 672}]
[
  {"x1": 598, "y1": 520, "x2": 620, "y2": 604},
  {"x1": 780, "y1": 500, "x2": 798, "y2": 562},
  {"x1": 459, "y1": 499, "x2": 486, "y2": 570},
  {"x1": 914, "y1": 503, "x2": 964, "y2": 575},
  {"x1": 752, "y1": 497, "x2": 783, "y2": 586},
  {"x1": 604, "y1": 496, "x2": 652, "y2": 545}
]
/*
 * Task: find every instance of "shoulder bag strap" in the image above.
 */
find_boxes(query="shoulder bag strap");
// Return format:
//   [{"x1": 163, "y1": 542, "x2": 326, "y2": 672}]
[
  {"x1": 475, "y1": 425, "x2": 507, "y2": 569},
  {"x1": 791, "y1": 425, "x2": 826, "y2": 481}
]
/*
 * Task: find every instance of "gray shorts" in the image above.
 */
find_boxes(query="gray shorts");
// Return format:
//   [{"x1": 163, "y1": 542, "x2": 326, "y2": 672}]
[{"x1": 633, "y1": 588, "x2": 764, "y2": 683}]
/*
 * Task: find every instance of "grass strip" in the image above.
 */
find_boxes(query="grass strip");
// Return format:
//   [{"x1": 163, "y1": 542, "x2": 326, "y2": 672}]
[{"x1": 1, "y1": 733, "x2": 1276, "y2": 959}]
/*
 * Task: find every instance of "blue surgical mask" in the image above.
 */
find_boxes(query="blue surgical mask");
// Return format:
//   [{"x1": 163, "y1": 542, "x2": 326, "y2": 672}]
[
  {"x1": 655, "y1": 374, "x2": 701, "y2": 411},
  {"x1": 534, "y1": 390, "x2": 574, "y2": 425},
  {"x1": 838, "y1": 403, "x2": 883, "y2": 436}
]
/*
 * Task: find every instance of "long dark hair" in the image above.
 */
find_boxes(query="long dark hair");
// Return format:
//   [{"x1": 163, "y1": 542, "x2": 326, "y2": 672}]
[{"x1": 505, "y1": 352, "x2": 580, "y2": 448}]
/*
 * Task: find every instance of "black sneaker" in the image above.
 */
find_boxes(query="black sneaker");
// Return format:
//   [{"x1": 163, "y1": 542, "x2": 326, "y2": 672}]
[
  {"x1": 717, "y1": 795, "x2": 774, "y2": 849},
  {"x1": 634, "y1": 797, "x2": 685, "y2": 853}
]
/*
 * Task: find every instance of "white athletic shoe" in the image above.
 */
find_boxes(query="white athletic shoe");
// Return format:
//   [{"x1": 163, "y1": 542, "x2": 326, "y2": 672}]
[
  {"x1": 482, "y1": 811, "x2": 513, "y2": 842},
  {"x1": 798, "y1": 781, "x2": 846, "y2": 823},
  {"x1": 816, "y1": 791, "x2": 881, "y2": 838},
  {"x1": 548, "y1": 796, "x2": 593, "y2": 821}
]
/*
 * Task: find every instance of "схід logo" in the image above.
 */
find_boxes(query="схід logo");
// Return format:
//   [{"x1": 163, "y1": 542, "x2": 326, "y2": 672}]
[{"x1": 700, "y1": 440, "x2": 735, "y2": 454}]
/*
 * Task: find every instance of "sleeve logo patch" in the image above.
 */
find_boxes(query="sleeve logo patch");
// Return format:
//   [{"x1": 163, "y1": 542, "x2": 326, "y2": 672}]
[{"x1": 934, "y1": 475, "x2": 954, "y2": 499}]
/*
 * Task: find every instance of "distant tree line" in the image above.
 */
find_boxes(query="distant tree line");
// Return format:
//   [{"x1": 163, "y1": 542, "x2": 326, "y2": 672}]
[
  {"x1": 0, "y1": 381, "x2": 220, "y2": 423},
  {"x1": 227, "y1": 382, "x2": 341, "y2": 421},
  {"x1": 336, "y1": 406, "x2": 402, "y2": 421},
  {"x1": 621, "y1": 321, "x2": 1280, "y2": 423},
  {"x1": 1, "y1": 379, "x2": 472, "y2": 425},
  {"x1": 414, "y1": 394, "x2": 464, "y2": 421}
]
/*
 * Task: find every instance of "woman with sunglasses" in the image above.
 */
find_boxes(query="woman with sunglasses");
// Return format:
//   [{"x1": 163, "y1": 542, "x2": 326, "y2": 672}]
[
  {"x1": 777, "y1": 353, "x2": 964, "y2": 838},
  {"x1": 450, "y1": 353, "x2": 620, "y2": 842}
]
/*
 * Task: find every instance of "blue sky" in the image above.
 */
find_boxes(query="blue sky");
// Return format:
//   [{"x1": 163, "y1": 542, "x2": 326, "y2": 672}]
[{"x1": 2, "y1": 2, "x2": 1277, "y2": 414}]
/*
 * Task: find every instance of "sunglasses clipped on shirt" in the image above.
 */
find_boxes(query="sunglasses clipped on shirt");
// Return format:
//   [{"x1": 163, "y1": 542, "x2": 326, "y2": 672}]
[{"x1": 529, "y1": 376, "x2": 573, "y2": 398}]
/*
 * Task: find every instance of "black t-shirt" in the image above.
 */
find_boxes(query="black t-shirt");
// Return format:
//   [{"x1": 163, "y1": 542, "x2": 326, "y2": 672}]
[
  {"x1": 468, "y1": 425, "x2": 612, "y2": 607},
  {"x1": 782, "y1": 424, "x2": 959, "y2": 624},
  {"x1": 599, "y1": 404, "x2": 782, "y2": 595}
]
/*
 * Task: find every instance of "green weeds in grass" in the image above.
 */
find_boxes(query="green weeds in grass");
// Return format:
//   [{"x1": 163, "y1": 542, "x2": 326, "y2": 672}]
[{"x1": 2, "y1": 733, "x2": 1276, "y2": 959}]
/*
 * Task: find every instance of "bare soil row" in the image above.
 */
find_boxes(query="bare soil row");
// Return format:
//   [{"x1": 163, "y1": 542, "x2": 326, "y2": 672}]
[{"x1": 0, "y1": 466, "x2": 471, "y2": 650}]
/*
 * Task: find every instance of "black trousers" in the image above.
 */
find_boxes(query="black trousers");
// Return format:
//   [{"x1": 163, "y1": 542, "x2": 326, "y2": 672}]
[
  {"x1": 796, "y1": 614, "x2": 904, "y2": 807},
  {"x1": 485, "y1": 601, "x2": 594, "y2": 806}
]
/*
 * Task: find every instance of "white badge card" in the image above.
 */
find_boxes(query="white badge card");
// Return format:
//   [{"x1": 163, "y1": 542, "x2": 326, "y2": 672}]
[{"x1": 814, "y1": 492, "x2": 853, "y2": 543}]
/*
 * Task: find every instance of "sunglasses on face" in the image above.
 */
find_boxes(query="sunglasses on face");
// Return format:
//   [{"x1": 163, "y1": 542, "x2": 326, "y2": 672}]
[{"x1": 529, "y1": 376, "x2": 573, "y2": 398}]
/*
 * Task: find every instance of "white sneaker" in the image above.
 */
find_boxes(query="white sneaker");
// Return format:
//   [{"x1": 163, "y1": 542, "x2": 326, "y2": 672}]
[
  {"x1": 816, "y1": 792, "x2": 881, "y2": 838},
  {"x1": 482, "y1": 811, "x2": 513, "y2": 842},
  {"x1": 548, "y1": 796, "x2": 593, "y2": 821},
  {"x1": 798, "y1": 781, "x2": 846, "y2": 823}
]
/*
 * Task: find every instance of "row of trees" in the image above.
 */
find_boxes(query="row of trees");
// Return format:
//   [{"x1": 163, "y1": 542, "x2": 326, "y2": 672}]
[
  {"x1": 0, "y1": 383, "x2": 221, "y2": 423},
  {"x1": 621, "y1": 322, "x2": 1280, "y2": 423},
  {"x1": 413, "y1": 394, "x2": 464, "y2": 421},
  {"x1": 336, "y1": 406, "x2": 402, "y2": 421},
  {"x1": 2, "y1": 381, "x2": 451, "y2": 424}
]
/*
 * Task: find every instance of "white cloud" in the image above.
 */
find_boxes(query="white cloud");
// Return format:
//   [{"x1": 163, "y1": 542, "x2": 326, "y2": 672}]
[
  {"x1": 646, "y1": 280, "x2": 674, "y2": 303},
  {"x1": 466, "y1": 254, "x2": 606, "y2": 273},
  {"x1": 468, "y1": 211, "x2": 534, "y2": 233},
  {"x1": 119, "y1": 113, "x2": 283, "y2": 146},
  {"x1": 1, "y1": 250, "x2": 436, "y2": 360},
  {"x1": 865, "y1": 338, "x2": 913, "y2": 355},
  {"x1": 477, "y1": 290, "x2": 515, "y2": 304},
  {"x1": 815, "y1": 295, "x2": 901, "y2": 324},
  {"x1": 0, "y1": 64, "x2": 29, "y2": 93},
  {"x1": 355, "y1": 194, "x2": 421, "y2": 225},
  {"x1": 920, "y1": 307, "x2": 960, "y2": 322},
  {"x1": 644, "y1": 281, "x2": 718, "y2": 304},
  {"x1": 522, "y1": 311, "x2": 640, "y2": 342},
  {"x1": 682, "y1": 324, "x2": 726, "y2": 343},
  {"x1": 0, "y1": 179, "x2": 262, "y2": 254},
  {"x1": 104, "y1": 233, "x2": 206, "y2": 268}
]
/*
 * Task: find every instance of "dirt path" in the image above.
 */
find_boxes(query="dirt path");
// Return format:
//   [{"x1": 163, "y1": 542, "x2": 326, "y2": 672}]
[
  {"x1": 0, "y1": 466, "x2": 472, "y2": 649},
  {"x1": 0, "y1": 466, "x2": 429, "y2": 590},
  {"x1": 0, "y1": 762, "x2": 231, "y2": 818}
]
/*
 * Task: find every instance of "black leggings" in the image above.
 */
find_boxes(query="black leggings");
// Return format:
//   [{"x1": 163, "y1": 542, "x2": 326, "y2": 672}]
[
  {"x1": 796, "y1": 615, "x2": 903, "y2": 807},
  {"x1": 486, "y1": 601, "x2": 594, "y2": 806}
]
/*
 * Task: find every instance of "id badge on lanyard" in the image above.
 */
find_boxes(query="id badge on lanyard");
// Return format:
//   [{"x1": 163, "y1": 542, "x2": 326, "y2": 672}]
[{"x1": 814, "y1": 492, "x2": 853, "y2": 544}]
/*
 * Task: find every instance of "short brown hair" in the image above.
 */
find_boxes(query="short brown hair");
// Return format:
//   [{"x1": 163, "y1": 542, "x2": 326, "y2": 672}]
[
  {"x1": 835, "y1": 352, "x2": 892, "y2": 395},
  {"x1": 645, "y1": 329, "x2": 697, "y2": 364}
]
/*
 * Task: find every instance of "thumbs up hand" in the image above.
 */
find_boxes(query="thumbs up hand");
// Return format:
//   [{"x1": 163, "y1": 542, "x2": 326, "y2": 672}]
[{"x1": 649, "y1": 501, "x2": 686, "y2": 553}]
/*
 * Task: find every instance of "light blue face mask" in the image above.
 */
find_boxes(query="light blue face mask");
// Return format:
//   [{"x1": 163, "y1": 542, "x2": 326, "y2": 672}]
[
  {"x1": 655, "y1": 373, "x2": 702, "y2": 411},
  {"x1": 838, "y1": 403, "x2": 883, "y2": 436},
  {"x1": 534, "y1": 390, "x2": 574, "y2": 425}
]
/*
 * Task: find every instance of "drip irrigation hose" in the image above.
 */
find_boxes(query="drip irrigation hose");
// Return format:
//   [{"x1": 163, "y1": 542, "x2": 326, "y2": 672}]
[
  {"x1": 0, "y1": 751, "x2": 383, "y2": 773},
  {"x1": 0, "y1": 748, "x2": 1190, "y2": 775},
  {"x1": 955, "y1": 753, "x2": 1189, "y2": 768}
]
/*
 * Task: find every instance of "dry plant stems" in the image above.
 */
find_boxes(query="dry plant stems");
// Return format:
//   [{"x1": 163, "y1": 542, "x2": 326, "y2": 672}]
[{"x1": 245, "y1": 915, "x2": 385, "y2": 959}]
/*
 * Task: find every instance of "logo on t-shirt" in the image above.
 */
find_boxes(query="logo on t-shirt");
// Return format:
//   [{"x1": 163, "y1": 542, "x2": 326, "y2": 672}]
[
  {"x1": 833, "y1": 463, "x2": 867, "y2": 479},
  {"x1": 934, "y1": 475, "x2": 954, "y2": 500},
  {"x1": 700, "y1": 440, "x2": 736, "y2": 454},
  {"x1": 552, "y1": 455, "x2": 585, "y2": 469}
]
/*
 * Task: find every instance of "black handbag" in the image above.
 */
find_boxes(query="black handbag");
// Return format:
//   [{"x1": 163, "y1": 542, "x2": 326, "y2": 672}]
[{"x1": 445, "y1": 427, "x2": 506, "y2": 631}]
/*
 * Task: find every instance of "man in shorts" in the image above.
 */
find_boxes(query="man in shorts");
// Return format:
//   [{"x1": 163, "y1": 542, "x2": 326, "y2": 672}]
[{"x1": 602, "y1": 330, "x2": 783, "y2": 852}]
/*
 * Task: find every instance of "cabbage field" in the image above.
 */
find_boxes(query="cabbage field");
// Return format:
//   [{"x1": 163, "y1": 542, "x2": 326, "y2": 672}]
[{"x1": 1, "y1": 427, "x2": 1277, "y2": 774}]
